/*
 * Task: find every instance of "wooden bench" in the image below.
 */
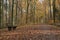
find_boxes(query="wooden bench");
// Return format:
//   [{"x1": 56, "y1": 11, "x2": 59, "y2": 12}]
[{"x1": 8, "y1": 26, "x2": 17, "y2": 31}]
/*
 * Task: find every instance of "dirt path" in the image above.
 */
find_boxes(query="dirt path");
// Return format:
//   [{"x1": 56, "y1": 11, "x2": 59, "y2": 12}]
[{"x1": 0, "y1": 24, "x2": 60, "y2": 40}]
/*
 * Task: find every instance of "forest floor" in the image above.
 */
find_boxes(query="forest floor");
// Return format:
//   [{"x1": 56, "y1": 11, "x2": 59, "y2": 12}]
[{"x1": 0, "y1": 24, "x2": 60, "y2": 40}]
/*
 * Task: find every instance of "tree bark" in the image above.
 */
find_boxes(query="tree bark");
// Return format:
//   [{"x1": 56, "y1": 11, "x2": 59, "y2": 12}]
[
  {"x1": 26, "y1": 0, "x2": 29, "y2": 24},
  {"x1": 53, "y1": 0, "x2": 56, "y2": 23},
  {"x1": 0, "y1": 0, "x2": 2, "y2": 28}
]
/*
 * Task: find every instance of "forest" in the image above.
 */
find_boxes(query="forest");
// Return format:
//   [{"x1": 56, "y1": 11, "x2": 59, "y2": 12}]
[
  {"x1": 0, "y1": 0, "x2": 60, "y2": 40},
  {"x1": 0, "y1": 0, "x2": 60, "y2": 28}
]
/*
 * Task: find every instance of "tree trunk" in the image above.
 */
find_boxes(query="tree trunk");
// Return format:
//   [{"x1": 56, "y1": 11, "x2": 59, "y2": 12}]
[
  {"x1": 26, "y1": 0, "x2": 29, "y2": 24},
  {"x1": 0, "y1": 0, "x2": 2, "y2": 28},
  {"x1": 49, "y1": 0, "x2": 52, "y2": 19},
  {"x1": 53, "y1": 0, "x2": 56, "y2": 23}
]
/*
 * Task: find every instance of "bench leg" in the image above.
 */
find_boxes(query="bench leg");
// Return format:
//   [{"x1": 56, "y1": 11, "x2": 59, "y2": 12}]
[
  {"x1": 12, "y1": 26, "x2": 17, "y2": 30},
  {"x1": 8, "y1": 27, "x2": 12, "y2": 31}
]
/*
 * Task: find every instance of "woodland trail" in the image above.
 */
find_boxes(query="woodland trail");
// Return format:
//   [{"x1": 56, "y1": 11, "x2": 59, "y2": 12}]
[{"x1": 0, "y1": 24, "x2": 60, "y2": 40}]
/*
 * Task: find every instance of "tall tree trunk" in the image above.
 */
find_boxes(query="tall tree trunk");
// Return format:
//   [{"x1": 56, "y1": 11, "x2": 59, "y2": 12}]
[
  {"x1": 58, "y1": 0, "x2": 60, "y2": 22},
  {"x1": 33, "y1": 0, "x2": 36, "y2": 23},
  {"x1": 11, "y1": 0, "x2": 14, "y2": 26},
  {"x1": 0, "y1": 0, "x2": 2, "y2": 28},
  {"x1": 20, "y1": 0, "x2": 23, "y2": 25},
  {"x1": 45, "y1": 5, "x2": 46, "y2": 23},
  {"x1": 0, "y1": 0, "x2": 3, "y2": 28},
  {"x1": 53, "y1": 0, "x2": 56, "y2": 23},
  {"x1": 15, "y1": 0, "x2": 18, "y2": 26},
  {"x1": 2, "y1": 0, "x2": 4, "y2": 27},
  {"x1": 49, "y1": 0, "x2": 52, "y2": 19},
  {"x1": 26, "y1": 0, "x2": 29, "y2": 24},
  {"x1": 30, "y1": 0, "x2": 33, "y2": 23}
]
